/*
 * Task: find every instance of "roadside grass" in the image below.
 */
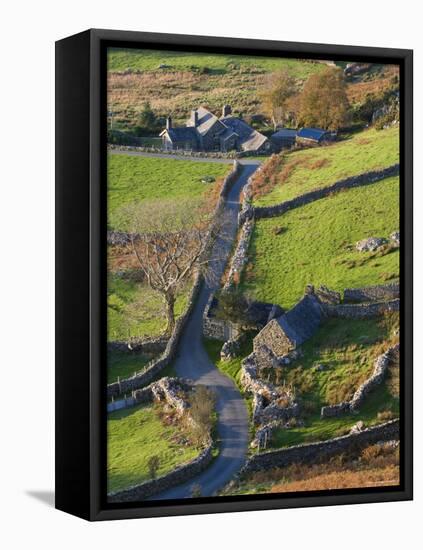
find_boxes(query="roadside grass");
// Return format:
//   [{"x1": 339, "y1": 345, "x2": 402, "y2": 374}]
[
  {"x1": 203, "y1": 336, "x2": 254, "y2": 420},
  {"x1": 107, "y1": 153, "x2": 229, "y2": 230},
  {"x1": 242, "y1": 175, "x2": 399, "y2": 309},
  {"x1": 107, "y1": 273, "x2": 190, "y2": 341},
  {"x1": 108, "y1": 48, "x2": 327, "y2": 77},
  {"x1": 252, "y1": 126, "x2": 399, "y2": 205},
  {"x1": 222, "y1": 442, "x2": 399, "y2": 495},
  {"x1": 107, "y1": 403, "x2": 200, "y2": 493}
]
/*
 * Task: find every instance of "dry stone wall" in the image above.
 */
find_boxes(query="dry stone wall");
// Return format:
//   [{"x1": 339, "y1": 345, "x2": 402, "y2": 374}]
[
  {"x1": 252, "y1": 164, "x2": 399, "y2": 220},
  {"x1": 343, "y1": 282, "x2": 399, "y2": 303},
  {"x1": 108, "y1": 335, "x2": 168, "y2": 354},
  {"x1": 108, "y1": 444, "x2": 213, "y2": 502},
  {"x1": 107, "y1": 376, "x2": 214, "y2": 502},
  {"x1": 107, "y1": 272, "x2": 202, "y2": 399},
  {"x1": 224, "y1": 218, "x2": 254, "y2": 289},
  {"x1": 241, "y1": 419, "x2": 399, "y2": 474},
  {"x1": 321, "y1": 345, "x2": 399, "y2": 418},
  {"x1": 324, "y1": 299, "x2": 399, "y2": 319}
]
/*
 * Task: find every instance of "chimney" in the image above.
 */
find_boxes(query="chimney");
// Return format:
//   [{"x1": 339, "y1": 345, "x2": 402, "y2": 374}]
[
  {"x1": 222, "y1": 104, "x2": 232, "y2": 118},
  {"x1": 166, "y1": 116, "x2": 172, "y2": 130},
  {"x1": 191, "y1": 109, "x2": 199, "y2": 127}
]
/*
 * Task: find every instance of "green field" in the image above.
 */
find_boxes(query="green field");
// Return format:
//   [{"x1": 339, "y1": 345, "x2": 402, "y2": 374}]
[
  {"x1": 108, "y1": 153, "x2": 230, "y2": 230},
  {"x1": 108, "y1": 48, "x2": 327, "y2": 78},
  {"x1": 108, "y1": 349, "x2": 177, "y2": 385},
  {"x1": 253, "y1": 126, "x2": 399, "y2": 206},
  {"x1": 242, "y1": 175, "x2": 399, "y2": 309},
  {"x1": 108, "y1": 403, "x2": 200, "y2": 493},
  {"x1": 258, "y1": 314, "x2": 399, "y2": 449},
  {"x1": 108, "y1": 274, "x2": 190, "y2": 341},
  {"x1": 108, "y1": 350, "x2": 152, "y2": 384}
]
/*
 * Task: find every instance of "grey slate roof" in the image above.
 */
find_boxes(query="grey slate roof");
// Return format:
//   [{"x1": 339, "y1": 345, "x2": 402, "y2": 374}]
[
  {"x1": 275, "y1": 294, "x2": 323, "y2": 347},
  {"x1": 297, "y1": 127, "x2": 328, "y2": 141},
  {"x1": 163, "y1": 106, "x2": 269, "y2": 152},
  {"x1": 220, "y1": 115, "x2": 268, "y2": 151},
  {"x1": 187, "y1": 106, "x2": 226, "y2": 136},
  {"x1": 161, "y1": 126, "x2": 198, "y2": 143},
  {"x1": 271, "y1": 128, "x2": 297, "y2": 139}
]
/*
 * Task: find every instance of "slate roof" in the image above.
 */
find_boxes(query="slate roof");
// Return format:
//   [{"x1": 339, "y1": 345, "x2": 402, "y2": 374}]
[
  {"x1": 221, "y1": 116, "x2": 268, "y2": 151},
  {"x1": 297, "y1": 127, "x2": 328, "y2": 141},
  {"x1": 271, "y1": 128, "x2": 297, "y2": 139},
  {"x1": 163, "y1": 106, "x2": 269, "y2": 152},
  {"x1": 274, "y1": 294, "x2": 323, "y2": 347},
  {"x1": 187, "y1": 106, "x2": 226, "y2": 136},
  {"x1": 160, "y1": 126, "x2": 198, "y2": 143}
]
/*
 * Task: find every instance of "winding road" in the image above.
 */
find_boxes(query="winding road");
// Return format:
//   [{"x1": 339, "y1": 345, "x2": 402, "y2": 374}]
[{"x1": 152, "y1": 161, "x2": 260, "y2": 500}]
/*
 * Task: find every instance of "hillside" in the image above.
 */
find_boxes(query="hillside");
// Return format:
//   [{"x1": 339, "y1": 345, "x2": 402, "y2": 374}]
[
  {"x1": 107, "y1": 48, "x2": 329, "y2": 130},
  {"x1": 252, "y1": 126, "x2": 399, "y2": 205},
  {"x1": 242, "y1": 175, "x2": 399, "y2": 309}
]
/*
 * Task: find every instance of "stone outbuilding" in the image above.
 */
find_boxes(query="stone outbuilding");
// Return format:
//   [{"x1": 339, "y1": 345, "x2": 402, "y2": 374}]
[{"x1": 253, "y1": 292, "x2": 324, "y2": 357}]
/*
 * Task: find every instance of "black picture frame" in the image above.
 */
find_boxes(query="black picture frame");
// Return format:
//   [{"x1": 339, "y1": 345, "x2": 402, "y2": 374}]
[{"x1": 55, "y1": 28, "x2": 413, "y2": 521}]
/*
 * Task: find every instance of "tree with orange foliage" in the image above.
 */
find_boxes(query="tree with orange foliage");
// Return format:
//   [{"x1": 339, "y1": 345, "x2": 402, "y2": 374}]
[
  {"x1": 261, "y1": 70, "x2": 297, "y2": 130},
  {"x1": 299, "y1": 67, "x2": 350, "y2": 131}
]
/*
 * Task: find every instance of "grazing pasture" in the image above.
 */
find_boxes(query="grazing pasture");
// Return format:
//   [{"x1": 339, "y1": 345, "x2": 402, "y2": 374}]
[
  {"x1": 242, "y1": 176, "x2": 399, "y2": 309},
  {"x1": 107, "y1": 153, "x2": 230, "y2": 230},
  {"x1": 108, "y1": 403, "x2": 200, "y2": 493}
]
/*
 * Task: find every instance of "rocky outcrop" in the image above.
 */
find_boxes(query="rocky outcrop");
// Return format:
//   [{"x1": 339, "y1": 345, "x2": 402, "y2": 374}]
[{"x1": 356, "y1": 237, "x2": 387, "y2": 252}]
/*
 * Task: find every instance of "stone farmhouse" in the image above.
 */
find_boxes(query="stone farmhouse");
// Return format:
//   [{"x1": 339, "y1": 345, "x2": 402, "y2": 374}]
[{"x1": 160, "y1": 105, "x2": 273, "y2": 154}]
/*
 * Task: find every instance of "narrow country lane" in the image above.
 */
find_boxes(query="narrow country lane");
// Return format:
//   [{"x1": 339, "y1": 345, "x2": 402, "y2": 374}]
[{"x1": 151, "y1": 162, "x2": 260, "y2": 500}]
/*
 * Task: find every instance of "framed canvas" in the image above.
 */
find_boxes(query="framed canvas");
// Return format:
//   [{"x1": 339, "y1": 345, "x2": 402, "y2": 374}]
[{"x1": 55, "y1": 29, "x2": 413, "y2": 521}]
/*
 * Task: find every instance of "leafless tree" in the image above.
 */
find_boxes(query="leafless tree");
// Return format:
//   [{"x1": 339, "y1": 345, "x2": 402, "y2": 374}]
[{"x1": 116, "y1": 196, "x2": 231, "y2": 335}]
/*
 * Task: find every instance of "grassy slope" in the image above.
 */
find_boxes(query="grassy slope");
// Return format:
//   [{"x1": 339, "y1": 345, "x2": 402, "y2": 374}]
[
  {"x1": 203, "y1": 337, "x2": 254, "y2": 419},
  {"x1": 108, "y1": 48, "x2": 327, "y2": 77},
  {"x1": 108, "y1": 350, "x2": 177, "y2": 386},
  {"x1": 223, "y1": 443, "x2": 399, "y2": 495},
  {"x1": 107, "y1": 50, "x2": 327, "y2": 130},
  {"x1": 254, "y1": 126, "x2": 399, "y2": 206},
  {"x1": 108, "y1": 403, "x2": 199, "y2": 493},
  {"x1": 108, "y1": 153, "x2": 229, "y2": 230},
  {"x1": 107, "y1": 274, "x2": 189, "y2": 341},
  {"x1": 268, "y1": 315, "x2": 399, "y2": 449},
  {"x1": 242, "y1": 175, "x2": 399, "y2": 309}
]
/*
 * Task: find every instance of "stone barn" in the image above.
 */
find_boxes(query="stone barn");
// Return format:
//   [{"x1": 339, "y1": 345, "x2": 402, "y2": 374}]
[{"x1": 253, "y1": 293, "x2": 324, "y2": 357}]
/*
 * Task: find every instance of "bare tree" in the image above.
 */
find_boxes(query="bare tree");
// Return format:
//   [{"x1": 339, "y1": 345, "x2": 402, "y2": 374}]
[{"x1": 116, "y1": 197, "x2": 230, "y2": 335}]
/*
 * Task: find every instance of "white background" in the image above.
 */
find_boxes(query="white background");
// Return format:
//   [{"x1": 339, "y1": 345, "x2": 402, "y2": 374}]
[{"x1": 0, "y1": 0, "x2": 420, "y2": 547}]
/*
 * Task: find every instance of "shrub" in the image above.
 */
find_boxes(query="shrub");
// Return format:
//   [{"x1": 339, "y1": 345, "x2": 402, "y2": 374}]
[
  {"x1": 188, "y1": 386, "x2": 215, "y2": 446},
  {"x1": 147, "y1": 455, "x2": 160, "y2": 479}
]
